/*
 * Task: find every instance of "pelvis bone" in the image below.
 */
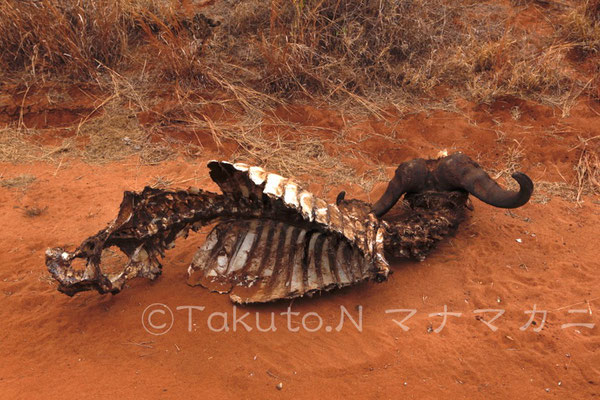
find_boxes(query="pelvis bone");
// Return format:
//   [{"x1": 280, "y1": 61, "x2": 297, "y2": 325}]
[{"x1": 46, "y1": 152, "x2": 533, "y2": 303}]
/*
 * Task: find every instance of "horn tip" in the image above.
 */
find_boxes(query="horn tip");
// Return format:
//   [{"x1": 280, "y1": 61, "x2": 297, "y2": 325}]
[{"x1": 511, "y1": 172, "x2": 534, "y2": 191}]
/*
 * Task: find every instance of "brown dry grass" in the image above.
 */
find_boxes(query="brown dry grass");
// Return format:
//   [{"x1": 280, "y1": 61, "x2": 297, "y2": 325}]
[
  {"x1": 573, "y1": 136, "x2": 600, "y2": 201},
  {"x1": 560, "y1": 0, "x2": 600, "y2": 59},
  {"x1": 0, "y1": 0, "x2": 216, "y2": 80},
  {"x1": 0, "y1": 173, "x2": 36, "y2": 189},
  {"x1": 1, "y1": 0, "x2": 599, "y2": 199},
  {"x1": 185, "y1": 114, "x2": 360, "y2": 188},
  {"x1": 79, "y1": 102, "x2": 176, "y2": 164},
  {"x1": 1, "y1": 0, "x2": 598, "y2": 108},
  {"x1": 0, "y1": 103, "x2": 178, "y2": 166},
  {"x1": 23, "y1": 205, "x2": 48, "y2": 218},
  {"x1": 489, "y1": 138, "x2": 597, "y2": 205}
]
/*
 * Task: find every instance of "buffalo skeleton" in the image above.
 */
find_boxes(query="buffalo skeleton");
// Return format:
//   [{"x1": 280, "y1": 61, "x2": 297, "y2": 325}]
[{"x1": 46, "y1": 152, "x2": 533, "y2": 303}]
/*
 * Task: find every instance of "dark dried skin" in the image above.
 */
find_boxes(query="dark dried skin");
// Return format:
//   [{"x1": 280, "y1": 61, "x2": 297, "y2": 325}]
[
  {"x1": 336, "y1": 191, "x2": 468, "y2": 260},
  {"x1": 382, "y1": 191, "x2": 469, "y2": 260},
  {"x1": 46, "y1": 153, "x2": 532, "y2": 301}
]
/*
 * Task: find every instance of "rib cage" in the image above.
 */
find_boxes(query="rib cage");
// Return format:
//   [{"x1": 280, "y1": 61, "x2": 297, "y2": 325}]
[
  {"x1": 188, "y1": 219, "x2": 371, "y2": 303},
  {"x1": 187, "y1": 161, "x2": 389, "y2": 303},
  {"x1": 205, "y1": 161, "x2": 389, "y2": 278}
]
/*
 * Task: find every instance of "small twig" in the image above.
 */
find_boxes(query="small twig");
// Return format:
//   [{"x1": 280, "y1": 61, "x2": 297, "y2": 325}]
[
  {"x1": 53, "y1": 156, "x2": 64, "y2": 176},
  {"x1": 552, "y1": 296, "x2": 599, "y2": 311},
  {"x1": 568, "y1": 135, "x2": 600, "y2": 152},
  {"x1": 76, "y1": 93, "x2": 118, "y2": 135},
  {"x1": 553, "y1": 164, "x2": 568, "y2": 183},
  {"x1": 18, "y1": 83, "x2": 31, "y2": 130},
  {"x1": 123, "y1": 340, "x2": 155, "y2": 349},
  {"x1": 266, "y1": 370, "x2": 279, "y2": 379}
]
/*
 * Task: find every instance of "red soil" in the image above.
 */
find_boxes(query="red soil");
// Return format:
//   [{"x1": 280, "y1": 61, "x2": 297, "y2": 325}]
[{"x1": 0, "y1": 96, "x2": 599, "y2": 399}]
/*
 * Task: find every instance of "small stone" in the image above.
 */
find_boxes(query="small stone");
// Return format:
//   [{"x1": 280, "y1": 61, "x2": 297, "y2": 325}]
[
  {"x1": 276, "y1": 382, "x2": 283, "y2": 390},
  {"x1": 545, "y1": 388, "x2": 550, "y2": 392},
  {"x1": 516, "y1": 238, "x2": 522, "y2": 243}
]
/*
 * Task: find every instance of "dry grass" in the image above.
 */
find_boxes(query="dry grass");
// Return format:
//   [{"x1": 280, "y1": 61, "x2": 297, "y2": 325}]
[
  {"x1": 560, "y1": 0, "x2": 600, "y2": 59},
  {"x1": 0, "y1": 174, "x2": 36, "y2": 189},
  {"x1": 492, "y1": 136, "x2": 600, "y2": 205},
  {"x1": 0, "y1": 128, "x2": 45, "y2": 163},
  {"x1": 23, "y1": 205, "x2": 48, "y2": 218},
  {"x1": 0, "y1": 0, "x2": 599, "y2": 201},
  {"x1": 0, "y1": 103, "x2": 177, "y2": 166},
  {"x1": 0, "y1": 0, "x2": 217, "y2": 80},
  {"x1": 186, "y1": 114, "x2": 357, "y2": 187},
  {"x1": 1, "y1": 0, "x2": 598, "y2": 109},
  {"x1": 79, "y1": 102, "x2": 176, "y2": 164},
  {"x1": 573, "y1": 137, "x2": 600, "y2": 201},
  {"x1": 210, "y1": 0, "x2": 598, "y2": 108},
  {"x1": 530, "y1": 181, "x2": 579, "y2": 204}
]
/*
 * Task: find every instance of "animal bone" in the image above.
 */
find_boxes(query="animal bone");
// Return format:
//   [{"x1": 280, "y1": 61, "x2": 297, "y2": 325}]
[{"x1": 45, "y1": 152, "x2": 533, "y2": 303}]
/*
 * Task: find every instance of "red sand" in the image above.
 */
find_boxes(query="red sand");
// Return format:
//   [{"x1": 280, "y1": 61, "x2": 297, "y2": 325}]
[{"x1": 1, "y1": 98, "x2": 599, "y2": 399}]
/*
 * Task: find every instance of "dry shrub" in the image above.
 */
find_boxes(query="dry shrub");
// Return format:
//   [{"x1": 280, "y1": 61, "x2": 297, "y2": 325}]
[
  {"x1": 213, "y1": 0, "x2": 465, "y2": 99},
  {"x1": 266, "y1": 1, "x2": 457, "y2": 95},
  {"x1": 464, "y1": 43, "x2": 574, "y2": 105},
  {"x1": 1, "y1": 1, "x2": 137, "y2": 78},
  {"x1": 210, "y1": 0, "x2": 581, "y2": 107}
]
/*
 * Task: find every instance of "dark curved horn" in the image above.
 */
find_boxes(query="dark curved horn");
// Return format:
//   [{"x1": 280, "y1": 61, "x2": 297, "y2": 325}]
[
  {"x1": 434, "y1": 153, "x2": 533, "y2": 209},
  {"x1": 336, "y1": 191, "x2": 346, "y2": 205},
  {"x1": 371, "y1": 159, "x2": 428, "y2": 217},
  {"x1": 464, "y1": 171, "x2": 533, "y2": 208}
]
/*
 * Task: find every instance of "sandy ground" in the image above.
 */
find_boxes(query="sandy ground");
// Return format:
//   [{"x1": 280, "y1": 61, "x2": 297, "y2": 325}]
[{"x1": 0, "y1": 98, "x2": 599, "y2": 399}]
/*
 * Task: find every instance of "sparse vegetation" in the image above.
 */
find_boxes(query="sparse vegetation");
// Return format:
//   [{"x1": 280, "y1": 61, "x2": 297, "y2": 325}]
[
  {"x1": 0, "y1": 173, "x2": 36, "y2": 189},
  {"x1": 574, "y1": 136, "x2": 600, "y2": 201},
  {"x1": 23, "y1": 205, "x2": 48, "y2": 218},
  {"x1": 561, "y1": 0, "x2": 600, "y2": 59},
  {"x1": 0, "y1": 0, "x2": 599, "y2": 196},
  {"x1": 1, "y1": 0, "x2": 598, "y2": 107}
]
